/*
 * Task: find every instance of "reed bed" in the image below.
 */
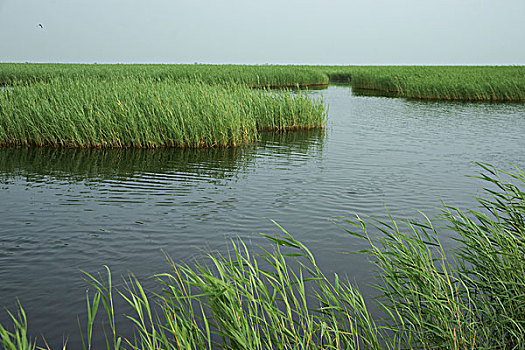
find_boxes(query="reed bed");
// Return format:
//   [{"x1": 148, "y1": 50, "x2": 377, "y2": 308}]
[
  {"x1": 316, "y1": 65, "x2": 525, "y2": 101},
  {"x1": 0, "y1": 64, "x2": 329, "y2": 88},
  {"x1": 2, "y1": 64, "x2": 524, "y2": 101},
  {"x1": 1, "y1": 163, "x2": 524, "y2": 349},
  {"x1": 0, "y1": 78, "x2": 326, "y2": 148}
]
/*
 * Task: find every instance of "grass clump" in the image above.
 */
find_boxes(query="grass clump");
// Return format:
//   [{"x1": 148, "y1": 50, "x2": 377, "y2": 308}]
[
  {"x1": 1, "y1": 163, "x2": 524, "y2": 349},
  {"x1": 0, "y1": 305, "x2": 35, "y2": 350},
  {"x1": 0, "y1": 78, "x2": 326, "y2": 148},
  {"x1": 74, "y1": 232, "x2": 379, "y2": 350},
  {"x1": 343, "y1": 162, "x2": 525, "y2": 349}
]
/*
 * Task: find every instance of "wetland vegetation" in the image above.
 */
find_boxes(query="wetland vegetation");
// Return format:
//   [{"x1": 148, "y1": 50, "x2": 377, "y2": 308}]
[
  {"x1": 320, "y1": 66, "x2": 525, "y2": 101},
  {"x1": 1, "y1": 63, "x2": 524, "y2": 100},
  {"x1": 0, "y1": 78, "x2": 326, "y2": 148},
  {"x1": 0, "y1": 64, "x2": 524, "y2": 349},
  {"x1": 0, "y1": 64, "x2": 523, "y2": 149},
  {"x1": 0, "y1": 64, "x2": 329, "y2": 88}
]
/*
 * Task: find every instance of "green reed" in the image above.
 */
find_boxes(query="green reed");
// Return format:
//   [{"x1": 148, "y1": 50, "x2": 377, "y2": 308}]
[
  {"x1": 316, "y1": 65, "x2": 525, "y2": 101},
  {"x1": 1, "y1": 163, "x2": 524, "y2": 349},
  {"x1": 0, "y1": 304, "x2": 35, "y2": 350},
  {"x1": 2, "y1": 64, "x2": 524, "y2": 101},
  {"x1": 0, "y1": 78, "x2": 326, "y2": 148},
  {"x1": 0, "y1": 64, "x2": 328, "y2": 88},
  {"x1": 74, "y1": 232, "x2": 379, "y2": 350},
  {"x1": 343, "y1": 162, "x2": 525, "y2": 349}
]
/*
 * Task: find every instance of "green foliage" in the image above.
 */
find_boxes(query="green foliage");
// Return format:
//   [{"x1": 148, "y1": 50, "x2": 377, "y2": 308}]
[{"x1": 0, "y1": 78, "x2": 326, "y2": 148}]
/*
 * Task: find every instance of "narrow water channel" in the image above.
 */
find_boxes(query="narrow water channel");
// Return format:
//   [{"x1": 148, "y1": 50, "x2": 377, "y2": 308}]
[{"x1": 1, "y1": 86, "x2": 524, "y2": 348}]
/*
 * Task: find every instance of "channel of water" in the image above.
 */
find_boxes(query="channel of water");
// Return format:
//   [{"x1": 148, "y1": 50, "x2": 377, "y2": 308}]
[{"x1": 1, "y1": 86, "x2": 524, "y2": 347}]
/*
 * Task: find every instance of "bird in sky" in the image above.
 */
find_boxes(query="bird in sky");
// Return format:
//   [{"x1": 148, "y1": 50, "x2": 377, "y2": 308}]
[{"x1": 38, "y1": 23, "x2": 43, "y2": 29}]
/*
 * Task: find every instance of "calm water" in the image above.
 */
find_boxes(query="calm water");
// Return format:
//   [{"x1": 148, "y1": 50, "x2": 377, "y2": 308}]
[{"x1": 1, "y1": 86, "x2": 524, "y2": 347}]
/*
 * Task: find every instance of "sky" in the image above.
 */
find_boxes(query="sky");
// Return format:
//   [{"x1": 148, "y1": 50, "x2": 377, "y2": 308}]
[{"x1": 0, "y1": 0, "x2": 524, "y2": 65}]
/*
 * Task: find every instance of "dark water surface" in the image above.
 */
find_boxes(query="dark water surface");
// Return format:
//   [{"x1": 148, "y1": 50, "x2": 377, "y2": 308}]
[{"x1": 1, "y1": 86, "x2": 524, "y2": 347}]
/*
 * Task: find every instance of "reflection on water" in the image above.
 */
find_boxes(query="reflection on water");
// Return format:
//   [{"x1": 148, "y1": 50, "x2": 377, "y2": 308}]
[
  {"x1": 0, "y1": 129, "x2": 326, "y2": 348},
  {"x1": 0, "y1": 130, "x2": 324, "y2": 184},
  {"x1": 0, "y1": 86, "x2": 524, "y2": 348},
  {"x1": 0, "y1": 147, "x2": 251, "y2": 182},
  {"x1": 0, "y1": 129, "x2": 324, "y2": 181},
  {"x1": 351, "y1": 87, "x2": 399, "y2": 98}
]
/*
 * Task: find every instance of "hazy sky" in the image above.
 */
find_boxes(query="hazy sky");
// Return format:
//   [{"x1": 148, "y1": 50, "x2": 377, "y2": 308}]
[{"x1": 1, "y1": 0, "x2": 524, "y2": 65}]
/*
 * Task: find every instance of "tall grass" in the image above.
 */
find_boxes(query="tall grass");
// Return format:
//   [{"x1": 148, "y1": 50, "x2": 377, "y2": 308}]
[
  {"x1": 74, "y1": 232, "x2": 379, "y2": 350},
  {"x1": 0, "y1": 64, "x2": 329, "y2": 88},
  {"x1": 0, "y1": 78, "x2": 326, "y2": 148},
  {"x1": 0, "y1": 305, "x2": 35, "y2": 350},
  {"x1": 2, "y1": 64, "x2": 524, "y2": 101},
  {"x1": 1, "y1": 163, "x2": 524, "y2": 349},
  {"x1": 343, "y1": 163, "x2": 525, "y2": 349},
  {"x1": 316, "y1": 65, "x2": 525, "y2": 101}
]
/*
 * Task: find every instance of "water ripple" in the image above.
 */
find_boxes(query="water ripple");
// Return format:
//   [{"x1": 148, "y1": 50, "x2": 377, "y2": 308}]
[{"x1": 0, "y1": 86, "x2": 524, "y2": 348}]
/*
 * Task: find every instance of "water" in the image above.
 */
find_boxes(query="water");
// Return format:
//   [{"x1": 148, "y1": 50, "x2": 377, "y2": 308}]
[{"x1": 1, "y1": 86, "x2": 524, "y2": 347}]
